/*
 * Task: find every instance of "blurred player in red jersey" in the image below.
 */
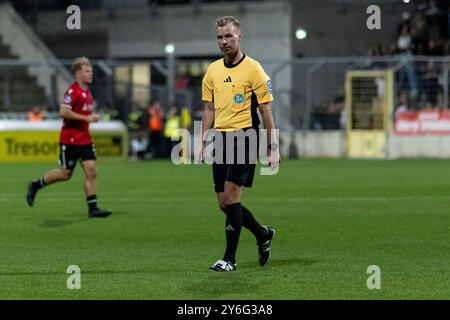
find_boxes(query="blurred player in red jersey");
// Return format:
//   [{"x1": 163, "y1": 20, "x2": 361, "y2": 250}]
[{"x1": 26, "y1": 57, "x2": 112, "y2": 218}]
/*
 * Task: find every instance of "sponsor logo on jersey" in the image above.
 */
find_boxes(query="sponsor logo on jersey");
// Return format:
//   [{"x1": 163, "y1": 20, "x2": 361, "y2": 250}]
[{"x1": 82, "y1": 103, "x2": 93, "y2": 111}]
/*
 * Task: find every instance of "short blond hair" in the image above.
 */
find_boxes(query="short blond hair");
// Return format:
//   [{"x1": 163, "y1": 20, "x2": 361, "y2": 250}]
[
  {"x1": 71, "y1": 57, "x2": 91, "y2": 73},
  {"x1": 216, "y1": 16, "x2": 240, "y2": 30}
]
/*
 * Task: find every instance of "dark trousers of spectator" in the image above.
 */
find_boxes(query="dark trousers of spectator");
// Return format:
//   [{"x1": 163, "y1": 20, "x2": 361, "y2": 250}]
[
  {"x1": 148, "y1": 130, "x2": 163, "y2": 158},
  {"x1": 423, "y1": 79, "x2": 438, "y2": 106},
  {"x1": 161, "y1": 137, "x2": 179, "y2": 158},
  {"x1": 312, "y1": 113, "x2": 341, "y2": 130}
]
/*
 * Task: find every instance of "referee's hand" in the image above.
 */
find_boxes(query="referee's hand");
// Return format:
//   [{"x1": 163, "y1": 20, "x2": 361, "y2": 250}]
[
  {"x1": 268, "y1": 150, "x2": 281, "y2": 170},
  {"x1": 196, "y1": 142, "x2": 205, "y2": 163}
]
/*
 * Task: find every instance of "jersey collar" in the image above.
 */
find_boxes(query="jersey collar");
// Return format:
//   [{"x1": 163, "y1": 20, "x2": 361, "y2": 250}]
[
  {"x1": 75, "y1": 81, "x2": 89, "y2": 91},
  {"x1": 223, "y1": 53, "x2": 246, "y2": 69}
]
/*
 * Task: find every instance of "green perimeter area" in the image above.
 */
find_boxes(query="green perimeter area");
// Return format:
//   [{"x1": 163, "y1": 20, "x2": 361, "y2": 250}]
[{"x1": 0, "y1": 159, "x2": 449, "y2": 299}]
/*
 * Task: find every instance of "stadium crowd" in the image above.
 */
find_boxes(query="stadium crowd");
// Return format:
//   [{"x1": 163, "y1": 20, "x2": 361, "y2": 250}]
[
  {"x1": 313, "y1": 0, "x2": 450, "y2": 130},
  {"x1": 366, "y1": 0, "x2": 449, "y2": 115}
]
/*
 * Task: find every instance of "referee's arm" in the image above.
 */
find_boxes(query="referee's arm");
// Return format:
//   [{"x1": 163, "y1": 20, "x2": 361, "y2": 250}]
[
  {"x1": 200, "y1": 102, "x2": 214, "y2": 140},
  {"x1": 258, "y1": 102, "x2": 281, "y2": 168},
  {"x1": 196, "y1": 102, "x2": 214, "y2": 161}
]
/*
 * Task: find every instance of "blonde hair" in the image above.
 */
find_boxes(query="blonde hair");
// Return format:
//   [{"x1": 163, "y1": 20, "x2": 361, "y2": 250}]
[
  {"x1": 71, "y1": 57, "x2": 91, "y2": 73},
  {"x1": 216, "y1": 16, "x2": 240, "y2": 30}
]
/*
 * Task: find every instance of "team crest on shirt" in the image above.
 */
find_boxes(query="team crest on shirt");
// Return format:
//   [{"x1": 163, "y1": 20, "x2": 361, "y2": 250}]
[
  {"x1": 267, "y1": 80, "x2": 272, "y2": 94},
  {"x1": 82, "y1": 92, "x2": 86, "y2": 98},
  {"x1": 64, "y1": 94, "x2": 72, "y2": 104},
  {"x1": 234, "y1": 93, "x2": 244, "y2": 104}
]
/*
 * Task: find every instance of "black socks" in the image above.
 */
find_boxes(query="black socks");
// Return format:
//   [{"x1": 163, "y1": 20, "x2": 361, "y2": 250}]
[
  {"x1": 241, "y1": 205, "x2": 266, "y2": 243},
  {"x1": 223, "y1": 203, "x2": 243, "y2": 264},
  {"x1": 34, "y1": 177, "x2": 46, "y2": 190},
  {"x1": 86, "y1": 195, "x2": 98, "y2": 212}
]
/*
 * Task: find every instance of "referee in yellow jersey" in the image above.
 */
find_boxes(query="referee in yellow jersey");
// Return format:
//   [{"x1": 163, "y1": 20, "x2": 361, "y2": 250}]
[{"x1": 198, "y1": 16, "x2": 281, "y2": 272}]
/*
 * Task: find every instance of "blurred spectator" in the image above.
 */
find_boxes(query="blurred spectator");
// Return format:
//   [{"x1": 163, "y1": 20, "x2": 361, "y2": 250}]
[
  {"x1": 180, "y1": 106, "x2": 192, "y2": 129},
  {"x1": 175, "y1": 74, "x2": 189, "y2": 90},
  {"x1": 163, "y1": 105, "x2": 181, "y2": 157},
  {"x1": 427, "y1": 37, "x2": 444, "y2": 55},
  {"x1": 98, "y1": 102, "x2": 119, "y2": 122},
  {"x1": 329, "y1": 87, "x2": 345, "y2": 130},
  {"x1": 127, "y1": 103, "x2": 146, "y2": 131},
  {"x1": 425, "y1": 0, "x2": 447, "y2": 39},
  {"x1": 27, "y1": 105, "x2": 46, "y2": 122},
  {"x1": 397, "y1": 52, "x2": 419, "y2": 99},
  {"x1": 127, "y1": 103, "x2": 148, "y2": 160},
  {"x1": 397, "y1": 25, "x2": 413, "y2": 52},
  {"x1": 381, "y1": 43, "x2": 396, "y2": 56},
  {"x1": 395, "y1": 91, "x2": 411, "y2": 119},
  {"x1": 365, "y1": 45, "x2": 387, "y2": 69},
  {"x1": 130, "y1": 131, "x2": 148, "y2": 161},
  {"x1": 444, "y1": 39, "x2": 450, "y2": 54},
  {"x1": 311, "y1": 88, "x2": 344, "y2": 130},
  {"x1": 421, "y1": 61, "x2": 440, "y2": 106},
  {"x1": 147, "y1": 100, "x2": 165, "y2": 158},
  {"x1": 415, "y1": 0, "x2": 430, "y2": 12},
  {"x1": 411, "y1": 12, "x2": 429, "y2": 52},
  {"x1": 398, "y1": 11, "x2": 412, "y2": 35}
]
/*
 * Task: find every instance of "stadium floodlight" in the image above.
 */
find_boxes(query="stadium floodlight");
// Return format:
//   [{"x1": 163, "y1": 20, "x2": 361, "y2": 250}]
[
  {"x1": 295, "y1": 28, "x2": 307, "y2": 40},
  {"x1": 165, "y1": 43, "x2": 175, "y2": 105},
  {"x1": 403, "y1": 0, "x2": 410, "y2": 3},
  {"x1": 165, "y1": 43, "x2": 175, "y2": 54}
]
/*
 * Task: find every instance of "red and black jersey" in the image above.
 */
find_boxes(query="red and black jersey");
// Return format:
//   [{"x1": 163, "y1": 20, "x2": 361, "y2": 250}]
[{"x1": 60, "y1": 82, "x2": 94, "y2": 145}]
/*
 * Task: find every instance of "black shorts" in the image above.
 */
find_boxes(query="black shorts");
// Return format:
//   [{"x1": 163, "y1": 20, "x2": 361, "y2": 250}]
[
  {"x1": 213, "y1": 163, "x2": 256, "y2": 193},
  {"x1": 59, "y1": 143, "x2": 96, "y2": 171},
  {"x1": 212, "y1": 129, "x2": 258, "y2": 193}
]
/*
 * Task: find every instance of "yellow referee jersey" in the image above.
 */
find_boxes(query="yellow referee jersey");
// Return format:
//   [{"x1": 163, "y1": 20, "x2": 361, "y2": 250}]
[{"x1": 202, "y1": 54, "x2": 273, "y2": 131}]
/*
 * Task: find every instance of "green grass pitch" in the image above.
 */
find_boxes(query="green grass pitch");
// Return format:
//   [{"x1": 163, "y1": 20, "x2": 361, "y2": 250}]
[{"x1": 0, "y1": 159, "x2": 449, "y2": 299}]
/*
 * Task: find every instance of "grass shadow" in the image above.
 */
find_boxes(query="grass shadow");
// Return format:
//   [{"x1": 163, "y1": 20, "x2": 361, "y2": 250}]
[
  {"x1": 180, "y1": 258, "x2": 320, "y2": 299},
  {"x1": 107, "y1": 210, "x2": 129, "y2": 216},
  {"x1": 37, "y1": 210, "x2": 128, "y2": 228},
  {"x1": 238, "y1": 257, "x2": 319, "y2": 269}
]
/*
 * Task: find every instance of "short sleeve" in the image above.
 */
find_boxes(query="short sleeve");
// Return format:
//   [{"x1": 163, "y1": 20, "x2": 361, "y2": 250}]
[
  {"x1": 252, "y1": 63, "x2": 273, "y2": 105},
  {"x1": 202, "y1": 66, "x2": 214, "y2": 102},
  {"x1": 62, "y1": 87, "x2": 77, "y2": 109}
]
